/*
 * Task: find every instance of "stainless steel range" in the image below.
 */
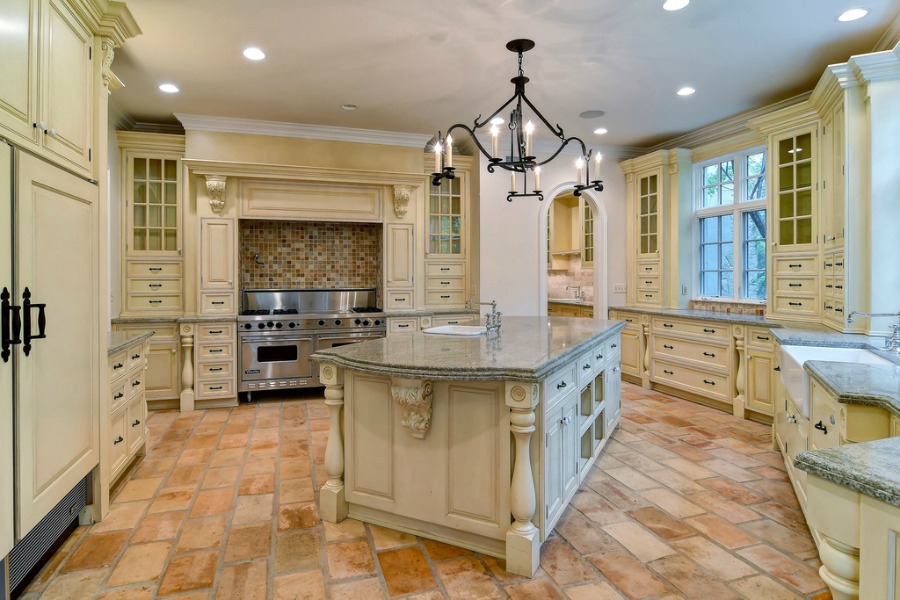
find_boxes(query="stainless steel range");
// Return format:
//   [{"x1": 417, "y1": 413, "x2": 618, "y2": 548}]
[{"x1": 238, "y1": 288, "x2": 385, "y2": 399}]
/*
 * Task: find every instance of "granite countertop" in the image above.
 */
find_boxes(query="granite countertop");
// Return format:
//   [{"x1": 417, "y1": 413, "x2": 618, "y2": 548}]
[
  {"x1": 108, "y1": 330, "x2": 154, "y2": 355},
  {"x1": 312, "y1": 316, "x2": 625, "y2": 382},
  {"x1": 383, "y1": 308, "x2": 480, "y2": 318},
  {"x1": 112, "y1": 316, "x2": 237, "y2": 324},
  {"x1": 609, "y1": 305, "x2": 779, "y2": 327},
  {"x1": 795, "y1": 436, "x2": 900, "y2": 507}
]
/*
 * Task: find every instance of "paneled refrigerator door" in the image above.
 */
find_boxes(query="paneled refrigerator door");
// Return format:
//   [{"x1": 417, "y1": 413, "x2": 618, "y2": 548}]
[
  {"x1": 14, "y1": 151, "x2": 99, "y2": 538},
  {"x1": 0, "y1": 142, "x2": 14, "y2": 559}
]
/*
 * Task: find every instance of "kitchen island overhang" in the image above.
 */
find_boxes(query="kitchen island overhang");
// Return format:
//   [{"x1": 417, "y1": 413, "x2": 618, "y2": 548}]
[{"x1": 311, "y1": 316, "x2": 626, "y2": 576}]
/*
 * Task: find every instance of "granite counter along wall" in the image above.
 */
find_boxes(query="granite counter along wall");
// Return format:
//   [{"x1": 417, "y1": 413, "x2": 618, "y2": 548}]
[{"x1": 239, "y1": 220, "x2": 383, "y2": 299}]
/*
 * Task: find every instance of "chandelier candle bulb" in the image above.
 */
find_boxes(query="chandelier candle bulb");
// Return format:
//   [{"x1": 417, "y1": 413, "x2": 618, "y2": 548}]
[
  {"x1": 510, "y1": 170, "x2": 516, "y2": 193},
  {"x1": 534, "y1": 166, "x2": 541, "y2": 190},
  {"x1": 525, "y1": 120, "x2": 534, "y2": 157},
  {"x1": 595, "y1": 153, "x2": 602, "y2": 174},
  {"x1": 434, "y1": 141, "x2": 441, "y2": 174},
  {"x1": 491, "y1": 125, "x2": 500, "y2": 157},
  {"x1": 576, "y1": 157, "x2": 584, "y2": 185},
  {"x1": 446, "y1": 135, "x2": 453, "y2": 168}
]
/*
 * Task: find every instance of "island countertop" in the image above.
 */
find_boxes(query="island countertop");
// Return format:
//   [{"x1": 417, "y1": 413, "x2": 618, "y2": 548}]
[{"x1": 312, "y1": 316, "x2": 625, "y2": 382}]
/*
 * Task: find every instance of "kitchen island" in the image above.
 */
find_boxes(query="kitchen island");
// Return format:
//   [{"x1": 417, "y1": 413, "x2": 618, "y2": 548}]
[{"x1": 311, "y1": 316, "x2": 625, "y2": 576}]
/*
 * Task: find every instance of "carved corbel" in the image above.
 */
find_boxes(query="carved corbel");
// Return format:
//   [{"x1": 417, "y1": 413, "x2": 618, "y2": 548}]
[
  {"x1": 205, "y1": 175, "x2": 227, "y2": 214},
  {"x1": 392, "y1": 185, "x2": 413, "y2": 219},
  {"x1": 391, "y1": 378, "x2": 433, "y2": 439},
  {"x1": 101, "y1": 39, "x2": 116, "y2": 90}
]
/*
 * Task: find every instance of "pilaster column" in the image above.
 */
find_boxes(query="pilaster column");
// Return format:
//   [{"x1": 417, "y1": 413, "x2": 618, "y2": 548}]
[
  {"x1": 320, "y1": 363, "x2": 348, "y2": 522},
  {"x1": 641, "y1": 317, "x2": 651, "y2": 388},
  {"x1": 179, "y1": 323, "x2": 194, "y2": 411},
  {"x1": 733, "y1": 326, "x2": 747, "y2": 418},
  {"x1": 504, "y1": 381, "x2": 540, "y2": 577},
  {"x1": 817, "y1": 534, "x2": 860, "y2": 600}
]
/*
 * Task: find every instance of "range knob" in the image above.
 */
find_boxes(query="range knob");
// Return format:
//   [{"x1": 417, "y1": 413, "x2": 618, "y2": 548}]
[
  {"x1": 374, "y1": 319, "x2": 382, "y2": 326},
  {"x1": 266, "y1": 321, "x2": 275, "y2": 328},
  {"x1": 275, "y1": 322, "x2": 283, "y2": 329},
  {"x1": 317, "y1": 319, "x2": 325, "y2": 326},
  {"x1": 288, "y1": 322, "x2": 296, "y2": 328},
  {"x1": 257, "y1": 322, "x2": 266, "y2": 329},
  {"x1": 243, "y1": 323, "x2": 253, "y2": 330},
  {"x1": 363, "y1": 319, "x2": 370, "y2": 326},
  {"x1": 354, "y1": 318, "x2": 362, "y2": 325},
  {"x1": 334, "y1": 319, "x2": 342, "y2": 326}
]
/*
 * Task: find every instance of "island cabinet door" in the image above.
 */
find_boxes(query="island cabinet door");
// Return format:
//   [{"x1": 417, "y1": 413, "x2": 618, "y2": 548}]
[{"x1": 545, "y1": 390, "x2": 578, "y2": 528}]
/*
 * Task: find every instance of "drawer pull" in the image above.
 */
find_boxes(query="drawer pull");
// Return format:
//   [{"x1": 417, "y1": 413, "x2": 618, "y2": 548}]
[
  {"x1": 441, "y1": 295, "x2": 450, "y2": 299},
  {"x1": 625, "y1": 318, "x2": 633, "y2": 323},
  {"x1": 113, "y1": 392, "x2": 124, "y2": 400},
  {"x1": 774, "y1": 366, "x2": 781, "y2": 372},
  {"x1": 595, "y1": 354, "x2": 603, "y2": 360},
  {"x1": 703, "y1": 352, "x2": 716, "y2": 357},
  {"x1": 663, "y1": 344, "x2": 674, "y2": 350},
  {"x1": 756, "y1": 335, "x2": 769, "y2": 341},
  {"x1": 702, "y1": 379, "x2": 716, "y2": 386},
  {"x1": 209, "y1": 348, "x2": 223, "y2": 353},
  {"x1": 211, "y1": 301, "x2": 225, "y2": 305},
  {"x1": 610, "y1": 343, "x2": 617, "y2": 348},
  {"x1": 395, "y1": 298, "x2": 406, "y2": 302},
  {"x1": 583, "y1": 363, "x2": 591, "y2": 370},
  {"x1": 788, "y1": 263, "x2": 803, "y2": 268},
  {"x1": 132, "y1": 380, "x2": 141, "y2": 387},
  {"x1": 441, "y1": 281, "x2": 450, "y2": 285},
  {"x1": 113, "y1": 436, "x2": 124, "y2": 445},
  {"x1": 132, "y1": 419, "x2": 141, "y2": 427},
  {"x1": 208, "y1": 330, "x2": 223, "y2": 334},
  {"x1": 644, "y1": 267, "x2": 653, "y2": 271},
  {"x1": 113, "y1": 362, "x2": 124, "y2": 370},
  {"x1": 836, "y1": 261, "x2": 844, "y2": 267},
  {"x1": 447, "y1": 321, "x2": 459, "y2": 325},
  {"x1": 398, "y1": 324, "x2": 410, "y2": 328},
  {"x1": 148, "y1": 300, "x2": 163, "y2": 305},
  {"x1": 644, "y1": 294, "x2": 653, "y2": 298},
  {"x1": 644, "y1": 281, "x2": 653, "y2": 285},
  {"x1": 835, "y1": 307, "x2": 844, "y2": 313},
  {"x1": 788, "y1": 302, "x2": 803, "y2": 306},
  {"x1": 209, "y1": 367, "x2": 223, "y2": 372},
  {"x1": 148, "y1": 283, "x2": 162, "y2": 288},
  {"x1": 825, "y1": 284, "x2": 833, "y2": 289},
  {"x1": 824, "y1": 262, "x2": 833, "y2": 268},
  {"x1": 210, "y1": 386, "x2": 223, "y2": 391},
  {"x1": 814, "y1": 420, "x2": 828, "y2": 434},
  {"x1": 835, "y1": 285, "x2": 843, "y2": 290},
  {"x1": 556, "y1": 380, "x2": 568, "y2": 390},
  {"x1": 825, "y1": 305, "x2": 833, "y2": 310},
  {"x1": 703, "y1": 328, "x2": 715, "y2": 333},
  {"x1": 663, "y1": 369, "x2": 674, "y2": 375},
  {"x1": 131, "y1": 353, "x2": 140, "y2": 359},
  {"x1": 148, "y1": 267, "x2": 162, "y2": 273},
  {"x1": 663, "y1": 323, "x2": 673, "y2": 328},
  {"x1": 789, "y1": 283, "x2": 802, "y2": 288},
  {"x1": 440, "y1": 267, "x2": 450, "y2": 271}
]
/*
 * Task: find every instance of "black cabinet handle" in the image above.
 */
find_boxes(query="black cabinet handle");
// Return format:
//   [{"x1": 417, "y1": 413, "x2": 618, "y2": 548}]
[
  {"x1": 22, "y1": 288, "x2": 46, "y2": 357},
  {"x1": 625, "y1": 318, "x2": 633, "y2": 323},
  {"x1": 703, "y1": 328, "x2": 715, "y2": 333},
  {"x1": 210, "y1": 385, "x2": 223, "y2": 391},
  {"x1": 788, "y1": 263, "x2": 803, "y2": 268},
  {"x1": 132, "y1": 380, "x2": 141, "y2": 387},
  {"x1": 1, "y1": 286, "x2": 22, "y2": 363},
  {"x1": 131, "y1": 353, "x2": 140, "y2": 359},
  {"x1": 644, "y1": 294, "x2": 653, "y2": 298},
  {"x1": 209, "y1": 348, "x2": 223, "y2": 353},
  {"x1": 835, "y1": 285, "x2": 843, "y2": 290},
  {"x1": 113, "y1": 392, "x2": 124, "y2": 400},
  {"x1": 825, "y1": 284, "x2": 833, "y2": 289},
  {"x1": 774, "y1": 366, "x2": 781, "y2": 372},
  {"x1": 663, "y1": 344, "x2": 674, "y2": 349},
  {"x1": 148, "y1": 283, "x2": 162, "y2": 288},
  {"x1": 148, "y1": 300, "x2": 163, "y2": 305},
  {"x1": 556, "y1": 381, "x2": 567, "y2": 390},
  {"x1": 703, "y1": 379, "x2": 716, "y2": 386},
  {"x1": 611, "y1": 344, "x2": 617, "y2": 348},
  {"x1": 113, "y1": 362, "x2": 124, "y2": 370},
  {"x1": 836, "y1": 261, "x2": 844, "y2": 267},
  {"x1": 703, "y1": 352, "x2": 716, "y2": 357},
  {"x1": 825, "y1": 305, "x2": 833, "y2": 310},
  {"x1": 211, "y1": 301, "x2": 225, "y2": 305},
  {"x1": 447, "y1": 321, "x2": 459, "y2": 325},
  {"x1": 395, "y1": 298, "x2": 406, "y2": 302},
  {"x1": 209, "y1": 367, "x2": 223, "y2": 372},
  {"x1": 644, "y1": 280, "x2": 653, "y2": 285},
  {"x1": 583, "y1": 364, "x2": 591, "y2": 370},
  {"x1": 788, "y1": 302, "x2": 803, "y2": 306},
  {"x1": 595, "y1": 354, "x2": 603, "y2": 360},
  {"x1": 209, "y1": 329, "x2": 223, "y2": 334},
  {"x1": 440, "y1": 295, "x2": 450, "y2": 299},
  {"x1": 441, "y1": 281, "x2": 450, "y2": 285},
  {"x1": 663, "y1": 369, "x2": 674, "y2": 375},
  {"x1": 756, "y1": 335, "x2": 769, "y2": 341},
  {"x1": 835, "y1": 308, "x2": 844, "y2": 313},
  {"x1": 644, "y1": 267, "x2": 653, "y2": 271},
  {"x1": 440, "y1": 267, "x2": 450, "y2": 271},
  {"x1": 148, "y1": 267, "x2": 162, "y2": 272},
  {"x1": 398, "y1": 324, "x2": 409, "y2": 328},
  {"x1": 663, "y1": 323, "x2": 673, "y2": 328},
  {"x1": 824, "y1": 262, "x2": 833, "y2": 268},
  {"x1": 814, "y1": 420, "x2": 828, "y2": 434},
  {"x1": 113, "y1": 436, "x2": 124, "y2": 445},
  {"x1": 132, "y1": 419, "x2": 141, "y2": 427},
  {"x1": 789, "y1": 283, "x2": 802, "y2": 287}
]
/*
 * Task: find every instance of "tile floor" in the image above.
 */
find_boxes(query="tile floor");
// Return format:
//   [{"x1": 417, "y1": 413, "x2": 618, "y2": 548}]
[{"x1": 19, "y1": 383, "x2": 832, "y2": 599}]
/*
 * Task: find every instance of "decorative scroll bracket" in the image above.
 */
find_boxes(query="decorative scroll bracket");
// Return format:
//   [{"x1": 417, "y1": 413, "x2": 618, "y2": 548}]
[
  {"x1": 392, "y1": 185, "x2": 413, "y2": 219},
  {"x1": 100, "y1": 40, "x2": 116, "y2": 90},
  {"x1": 391, "y1": 378, "x2": 434, "y2": 439},
  {"x1": 205, "y1": 175, "x2": 227, "y2": 214}
]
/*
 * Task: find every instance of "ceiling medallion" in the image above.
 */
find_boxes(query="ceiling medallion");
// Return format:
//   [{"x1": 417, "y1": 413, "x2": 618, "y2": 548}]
[{"x1": 431, "y1": 39, "x2": 604, "y2": 202}]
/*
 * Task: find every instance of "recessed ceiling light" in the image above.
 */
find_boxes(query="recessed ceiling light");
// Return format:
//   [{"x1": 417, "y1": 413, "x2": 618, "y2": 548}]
[
  {"x1": 837, "y1": 8, "x2": 868, "y2": 21},
  {"x1": 490, "y1": 117, "x2": 505, "y2": 125},
  {"x1": 594, "y1": 128, "x2": 608, "y2": 135},
  {"x1": 340, "y1": 104, "x2": 357, "y2": 111},
  {"x1": 243, "y1": 47, "x2": 266, "y2": 60},
  {"x1": 663, "y1": 0, "x2": 690, "y2": 11},
  {"x1": 677, "y1": 86, "x2": 696, "y2": 96},
  {"x1": 158, "y1": 83, "x2": 179, "y2": 93},
  {"x1": 579, "y1": 110, "x2": 606, "y2": 119}
]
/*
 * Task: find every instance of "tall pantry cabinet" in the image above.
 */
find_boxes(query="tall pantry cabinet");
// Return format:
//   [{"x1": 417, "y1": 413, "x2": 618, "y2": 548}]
[{"x1": 0, "y1": 0, "x2": 138, "y2": 594}]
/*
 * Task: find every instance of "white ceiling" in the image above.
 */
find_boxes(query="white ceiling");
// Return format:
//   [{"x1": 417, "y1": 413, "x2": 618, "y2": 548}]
[{"x1": 111, "y1": 0, "x2": 900, "y2": 150}]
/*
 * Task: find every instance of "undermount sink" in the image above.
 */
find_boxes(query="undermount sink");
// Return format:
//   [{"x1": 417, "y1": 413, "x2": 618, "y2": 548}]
[
  {"x1": 780, "y1": 346, "x2": 891, "y2": 418},
  {"x1": 422, "y1": 325, "x2": 487, "y2": 336}
]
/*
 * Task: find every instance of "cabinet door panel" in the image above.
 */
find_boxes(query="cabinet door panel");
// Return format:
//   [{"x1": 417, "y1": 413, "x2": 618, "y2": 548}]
[
  {"x1": 0, "y1": 145, "x2": 13, "y2": 556},
  {"x1": 747, "y1": 351, "x2": 774, "y2": 415},
  {"x1": 201, "y1": 219, "x2": 235, "y2": 289},
  {"x1": 386, "y1": 223, "x2": 414, "y2": 287},
  {"x1": 0, "y1": 0, "x2": 39, "y2": 144},
  {"x1": 144, "y1": 343, "x2": 180, "y2": 400},
  {"x1": 16, "y1": 153, "x2": 99, "y2": 537}
]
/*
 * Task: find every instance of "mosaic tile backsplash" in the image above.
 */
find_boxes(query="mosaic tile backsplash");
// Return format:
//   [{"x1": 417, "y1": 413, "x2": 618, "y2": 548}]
[{"x1": 239, "y1": 220, "x2": 382, "y2": 291}]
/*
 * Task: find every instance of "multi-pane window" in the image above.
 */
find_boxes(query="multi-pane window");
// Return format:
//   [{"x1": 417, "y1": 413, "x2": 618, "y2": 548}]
[{"x1": 695, "y1": 148, "x2": 767, "y2": 299}]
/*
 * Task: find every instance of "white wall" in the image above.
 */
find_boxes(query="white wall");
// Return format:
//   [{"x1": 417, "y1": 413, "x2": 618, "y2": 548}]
[{"x1": 479, "y1": 154, "x2": 627, "y2": 317}]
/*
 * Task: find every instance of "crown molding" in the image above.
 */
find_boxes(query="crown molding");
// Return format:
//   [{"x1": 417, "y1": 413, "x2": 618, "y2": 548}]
[
  {"x1": 872, "y1": 13, "x2": 900, "y2": 52},
  {"x1": 849, "y1": 43, "x2": 900, "y2": 83},
  {"x1": 116, "y1": 131, "x2": 185, "y2": 153},
  {"x1": 70, "y1": 0, "x2": 141, "y2": 46},
  {"x1": 174, "y1": 114, "x2": 434, "y2": 148}
]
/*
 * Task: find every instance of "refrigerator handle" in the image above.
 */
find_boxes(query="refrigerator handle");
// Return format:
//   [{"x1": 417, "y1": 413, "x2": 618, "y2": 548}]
[
  {"x1": 1, "y1": 286, "x2": 22, "y2": 363},
  {"x1": 22, "y1": 287, "x2": 47, "y2": 357}
]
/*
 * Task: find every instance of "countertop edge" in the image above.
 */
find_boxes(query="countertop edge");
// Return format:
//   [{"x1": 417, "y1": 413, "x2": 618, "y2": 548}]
[
  {"x1": 608, "y1": 306, "x2": 778, "y2": 327},
  {"x1": 108, "y1": 330, "x2": 154, "y2": 355},
  {"x1": 804, "y1": 361, "x2": 900, "y2": 417},
  {"x1": 795, "y1": 446, "x2": 900, "y2": 508}
]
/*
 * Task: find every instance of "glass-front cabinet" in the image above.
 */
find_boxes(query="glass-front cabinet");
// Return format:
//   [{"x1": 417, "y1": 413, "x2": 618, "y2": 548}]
[
  {"x1": 773, "y1": 126, "x2": 817, "y2": 251},
  {"x1": 582, "y1": 198, "x2": 594, "y2": 266},
  {"x1": 424, "y1": 157, "x2": 470, "y2": 309},
  {"x1": 428, "y1": 177, "x2": 463, "y2": 255},
  {"x1": 638, "y1": 173, "x2": 659, "y2": 255},
  {"x1": 129, "y1": 155, "x2": 181, "y2": 253}
]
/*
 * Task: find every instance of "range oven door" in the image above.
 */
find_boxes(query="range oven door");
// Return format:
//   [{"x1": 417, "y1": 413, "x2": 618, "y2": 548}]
[
  {"x1": 315, "y1": 330, "x2": 385, "y2": 352},
  {"x1": 240, "y1": 335, "x2": 314, "y2": 385}
]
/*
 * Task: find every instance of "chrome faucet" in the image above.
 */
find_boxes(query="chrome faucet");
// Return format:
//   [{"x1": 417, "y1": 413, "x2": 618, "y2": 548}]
[
  {"x1": 467, "y1": 300, "x2": 502, "y2": 333},
  {"x1": 847, "y1": 310, "x2": 900, "y2": 353},
  {"x1": 566, "y1": 285, "x2": 583, "y2": 301}
]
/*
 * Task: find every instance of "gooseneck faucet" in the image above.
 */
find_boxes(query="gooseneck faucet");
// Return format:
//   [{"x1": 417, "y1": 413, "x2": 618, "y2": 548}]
[
  {"x1": 566, "y1": 285, "x2": 583, "y2": 301},
  {"x1": 847, "y1": 310, "x2": 900, "y2": 353},
  {"x1": 467, "y1": 300, "x2": 502, "y2": 333}
]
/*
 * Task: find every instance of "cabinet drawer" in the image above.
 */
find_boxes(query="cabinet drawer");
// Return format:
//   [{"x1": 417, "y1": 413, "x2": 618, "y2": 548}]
[
  {"x1": 774, "y1": 257, "x2": 817, "y2": 275},
  {"x1": 822, "y1": 300, "x2": 845, "y2": 320},
  {"x1": 111, "y1": 380, "x2": 128, "y2": 413},
  {"x1": 198, "y1": 380, "x2": 234, "y2": 398},
  {"x1": 651, "y1": 317, "x2": 730, "y2": 341},
  {"x1": 109, "y1": 411, "x2": 129, "y2": 478},
  {"x1": 126, "y1": 396, "x2": 146, "y2": 455},
  {"x1": 127, "y1": 261, "x2": 183, "y2": 278},
  {"x1": 127, "y1": 371, "x2": 144, "y2": 398},
  {"x1": 389, "y1": 318, "x2": 418, "y2": 333},
  {"x1": 426, "y1": 290, "x2": 466, "y2": 306},
  {"x1": 126, "y1": 343, "x2": 146, "y2": 372},
  {"x1": 774, "y1": 277, "x2": 817, "y2": 294},
  {"x1": 651, "y1": 359, "x2": 730, "y2": 403},
  {"x1": 833, "y1": 253, "x2": 845, "y2": 274},
  {"x1": 636, "y1": 260, "x2": 660, "y2": 276},
  {"x1": 425, "y1": 276, "x2": 465, "y2": 291},
  {"x1": 636, "y1": 275, "x2": 660, "y2": 290},
  {"x1": 109, "y1": 350, "x2": 128, "y2": 381},
  {"x1": 747, "y1": 327, "x2": 774, "y2": 351},
  {"x1": 386, "y1": 290, "x2": 413, "y2": 309},
  {"x1": 614, "y1": 312, "x2": 641, "y2": 330},
  {"x1": 431, "y1": 315, "x2": 477, "y2": 327},
  {"x1": 576, "y1": 350, "x2": 594, "y2": 387},
  {"x1": 549, "y1": 303, "x2": 581, "y2": 317},
  {"x1": 201, "y1": 293, "x2": 234, "y2": 314},
  {"x1": 544, "y1": 362, "x2": 578, "y2": 409},
  {"x1": 772, "y1": 294, "x2": 818, "y2": 316},
  {"x1": 127, "y1": 278, "x2": 182, "y2": 294},
  {"x1": 198, "y1": 361, "x2": 233, "y2": 379},
  {"x1": 197, "y1": 342, "x2": 234, "y2": 361},
  {"x1": 636, "y1": 290, "x2": 660, "y2": 305},
  {"x1": 198, "y1": 323, "x2": 236, "y2": 341},
  {"x1": 126, "y1": 293, "x2": 182, "y2": 313},
  {"x1": 426, "y1": 262, "x2": 465, "y2": 276},
  {"x1": 652, "y1": 334, "x2": 729, "y2": 370}
]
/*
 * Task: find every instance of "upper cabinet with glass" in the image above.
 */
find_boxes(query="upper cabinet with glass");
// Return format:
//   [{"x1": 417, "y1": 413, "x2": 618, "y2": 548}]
[
  {"x1": 773, "y1": 127, "x2": 817, "y2": 251},
  {"x1": 638, "y1": 173, "x2": 659, "y2": 255},
  {"x1": 130, "y1": 156, "x2": 180, "y2": 253},
  {"x1": 428, "y1": 177, "x2": 463, "y2": 256}
]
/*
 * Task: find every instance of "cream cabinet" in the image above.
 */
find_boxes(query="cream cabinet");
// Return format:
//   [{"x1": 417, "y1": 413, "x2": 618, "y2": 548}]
[
  {"x1": 0, "y1": 0, "x2": 95, "y2": 175},
  {"x1": 424, "y1": 156, "x2": 470, "y2": 309},
  {"x1": 194, "y1": 322, "x2": 236, "y2": 401},
  {"x1": 199, "y1": 219, "x2": 236, "y2": 316},
  {"x1": 608, "y1": 310, "x2": 644, "y2": 384},
  {"x1": 744, "y1": 327, "x2": 776, "y2": 416},
  {"x1": 430, "y1": 313, "x2": 478, "y2": 327},
  {"x1": 112, "y1": 322, "x2": 181, "y2": 407},
  {"x1": 547, "y1": 302, "x2": 583, "y2": 317},
  {"x1": 386, "y1": 315, "x2": 432, "y2": 336},
  {"x1": 108, "y1": 338, "x2": 148, "y2": 483},
  {"x1": 385, "y1": 223, "x2": 415, "y2": 311}
]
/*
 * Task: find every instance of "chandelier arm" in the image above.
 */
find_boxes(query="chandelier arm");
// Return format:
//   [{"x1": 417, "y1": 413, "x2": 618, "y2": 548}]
[
  {"x1": 444, "y1": 123, "x2": 500, "y2": 167},
  {"x1": 533, "y1": 136, "x2": 589, "y2": 167},
  {"x1": 473, "y1": 94, "x2": 519, "y2": 130},
  {"x1": 519, "y1": 94, "x2": 567, "y2": 140}
]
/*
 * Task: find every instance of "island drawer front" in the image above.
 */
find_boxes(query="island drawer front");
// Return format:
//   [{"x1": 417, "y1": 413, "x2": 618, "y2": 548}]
[
  {"x1": 772, "y1": 294, "x2": 818, "y2": 316},
  {"x1": 747, "y1": 327, "x2": 774, "y2": 351},
  {"x1": 110, "y1": 379, "x2": 128, "y2": 413},
  {"x1": 651, "y1": 359, "x2": 730, "y2": 403},
  {"x1": 425, "y1": 262, "x2": 465, "y2": 277},
  {"x1": 832, "y1": 253, "x2": 845, "y2": 274},
  {"x1": 198, "y1": 323, "x2": 236, "y2": 341},
  {"x1": 652, "y1": 334, "x2": 729, "y2": 370},
  {"x1": 544, "y1": 363, "x2": 578, "y2": 409},
  {"x1": 773, "y1": 257, "x2": 817, "y2": 275},
  {"x1": 651, "y1": 317, "x2": 730, "y2": 341},
  {"x1": 386, "y1": 291, "x2": 413, "y2": 310},
  {"x1": 389, "y1": 318, "x2": 418, "y2": 333},
  {"x1": 576, "y1": 350, "x2": 594, "y2": 387},
  {"x1": 591, "y1": 340, "x2": 608, "y2": 369},
  {"x1": 613, "y1": 312, "x2": 642, "y2": 330},
  {"x1": 810, "y1": 383, "x2": 844, "y2": 450},
  {"x1": 126, "y1": 343, "x2": 146, "y2": 372},
  {"x1": 431, "y1": 315, "x2": 477, "y2": 327},
  {"x1": 110, "y1": 350, "x2": 128, "y2": 382}
]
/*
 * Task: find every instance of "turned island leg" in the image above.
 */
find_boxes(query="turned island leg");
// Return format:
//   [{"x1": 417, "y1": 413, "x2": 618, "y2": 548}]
[
  {"x1": 320, "y1": 363, "x2": 348, "y2": 522},
  {"x1": 505, "y1": 382, "x2": 540, "y2": 577}
]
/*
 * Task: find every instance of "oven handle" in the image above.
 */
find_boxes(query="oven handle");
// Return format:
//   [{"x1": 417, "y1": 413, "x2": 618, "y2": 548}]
[
  {"x1": 317, "y1": 333, "x2": 384, "y2": 342},
  {"x1": 240, "y1": 336, "x2": 313, "y2": 344}
]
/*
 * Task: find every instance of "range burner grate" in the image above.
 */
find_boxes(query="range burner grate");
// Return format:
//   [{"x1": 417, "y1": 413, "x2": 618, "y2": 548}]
[
  {"x1": 241, "y1": 309, "x2": 270, "y2": 316},
  {"x1": 272, "y1": 308, "x2": 300, "y2": 315},
  {"x1": 351, "y1": 306, "x2": 382, "y2": 313}
]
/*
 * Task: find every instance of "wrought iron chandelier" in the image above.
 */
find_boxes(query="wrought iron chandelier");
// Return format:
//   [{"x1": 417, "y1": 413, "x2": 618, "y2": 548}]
[{"x1": 431, "y1": 39, "x2": 604, "y2": 202}]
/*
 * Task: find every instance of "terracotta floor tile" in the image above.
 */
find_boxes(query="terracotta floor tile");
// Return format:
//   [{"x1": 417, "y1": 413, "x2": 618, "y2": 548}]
[
  {"x1": 210, "y1": 447, "x2": 245, "y2": 467},
  {"x1": 649, "y1": 554, "x2": 741, "y2": 599},
  {"x1": 738, "y1": 545, "x2": 827, "y2": 594},
  {"x1": 570, "y1": 489, "x2": 629, "y2": 526},
  {"x1": 699, "y1": 476, "x2": 768, "y2": 505},
  {"x1": 639, "y1": 488, "x2": 706, "y2": 519},
  {"x1": 132, "y1": 511, "x2": 186, "y2": 543},
  {"x1": 243, "y1": 454, "x2": 278, "y2": 476},
  {"x1": 744, "y1": 478, "x2": 803, "y2": 509},
  {"x1": 752, "y1": 500, "x2": 810, "y2": 532},
  {"x1": 215, "y1": 560, "x2": 267, "y2": 600},
  {"x1": 218, "y1": 433, "x2": 250, "y2": 449},
  {"x1": 615, "y1": 451, "x2": 665, "y2": 473},
  {"x1": 278, "y1": 501, "x2": 320, "y2": 531},
  {"x1": 167, "y1": 463, "x2": 207, "y2": 486},
  {"x1": 538, "y1": 537, "x2": 596, "y2": 586},
  {"x1": 177, "y1": 516, "x2": 227, "y2": 552},
  {"x1": 186, "y1": 433, "x2": 220, "y2": 450},
  {"x1": 201, "y1": 466, "x2": 241, "y2": 489},
  {"x1": 730, "y1": 575, "x2": 805, "y2": 599},
  {"x1": 115, "y1": 476, "x2": 165, "y2": 502},
  {"x1": 377, "y1": 546, "x2": 435, "y2": 595},
  {"x1": 504, "y1": 578, "x2": 566, "y2": 600},
  {"x1": 327, "y1": 539, "x2": 378, "y2": 580},
  {"x1": 239, "y1": 473, "x2": 275, "y2": 495},
  {"x1": 62, "y1": 531, "x2": 130, "y2": 571},
  {"x1": 588, "y1": 551, "x2": 672, "y2": 599},
  {"x1": 232, "y1": 492, "x2": 274, "y2": 523},
  {"x1": 742, "y1": 519, "x2": 817, "y2": 555},
  {"x1": 37, "y1": 568, "x2": 107, "y2": 600},
  {"x1": 369, "y1": 523, "x2": 417, "y2": 550},
  {"x1": 551, "y1": 508, "x2": 619, "y2": 555},
  {"x1": 107, "y1": 541, "x2": 172, "y2": 586},
  {"x1": 132, "y1": 456, "x2": 177, "y2": 479},
  {"x1": 278, "y1": 477, "x2": 314, "y2": 504},
  {"x1": 190, "y1": 487, "x2": 235, "y2": 518},
  {"x1": 624, "y1": 506, "x2": 696, "y2": 540},
  {"x1": 434, "y1": 556, "x2": 502, "y2": 599},
  {"x1": 322, "y1": 517, "x2": 368, "y2": 541},
  {"x1": 699, "y1": 458, "x2": 761, "y2": 483},
  {"x1": 275, "y1": 529, "x2": 321, "y2": 573},
  {"x1": 687, "y1": 490, "x2": 760, "y2": 523},
  {"x1": 96, "y1": 586, "x2": 155, "y2": 600},
  {"x1": 279, "y1": 458, "x2": 311, "y2": 479},
  {"x1": 148, "y1": 487, "x2": 195, "y2": 514},
  {"x1": 224, "y1": 522, "x2": 272, "y2": 562},
  {"x1": 90, "y1": 500, "x2": 150, "y2": 533},
  {"x1": 672, "y1": 536, "x2": 757, "y2": 580},
  {"x1": 158, "y1": 551, "x2": 218, "y2": 596},
  {"x1": 331, "y1": 578, "x2": 386, "y2": 600},
  {"x1": 602, "y1": 521, "x2": 676, "y2": 563},
  {"x1": 660, "y1": 457, "x2": 717, "y2": 480},
  {"x1": 644, "y1": 467, "x2": 707, "y2": 494},
  {"x1": 564, "y1": 581, "x2": 625, "y2": 599},
  {"x1": 604, "y1": 466, "x2": 660, "y2": 490},
  {"x1": 587, "y1": 478, "x2": 652, "y2": 511},
  {"x1": 683, "y1": 514, "x2": 759, "y2": 549}
]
